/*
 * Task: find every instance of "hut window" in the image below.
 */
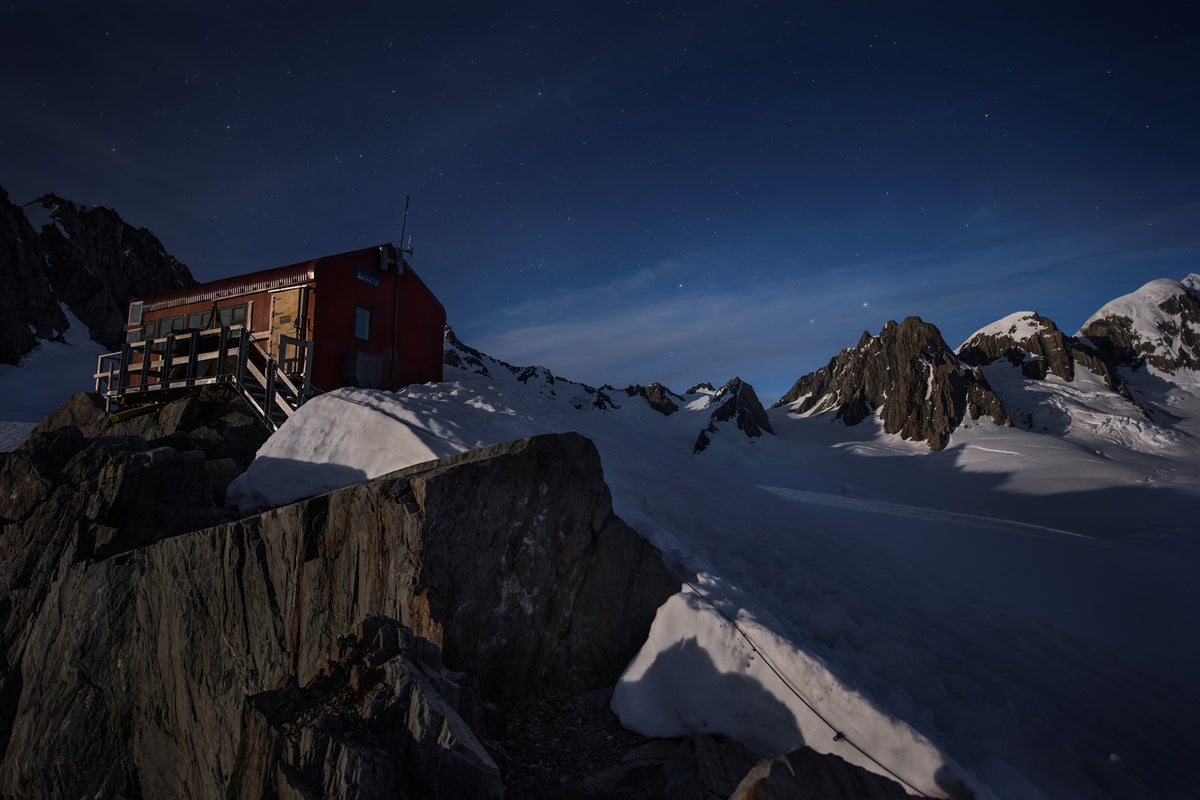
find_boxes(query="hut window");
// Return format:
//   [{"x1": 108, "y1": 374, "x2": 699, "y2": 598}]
[
  {"x1": 187, "y1": 311, "x2": 212, "y2": 329},
  {"x1": 354, "y1": 306, "x2": 372, "y2": 341},
  {"x1": 217, "y1": 304, "x2": 247, "y2": 328}
]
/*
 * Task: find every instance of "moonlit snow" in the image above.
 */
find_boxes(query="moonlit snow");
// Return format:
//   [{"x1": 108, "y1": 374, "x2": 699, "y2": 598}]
[
  {"x1": 5, "y1": 301, "x2": 1199, "y2": 799},
  {"x1": 0, "y1": 305, "x2": 106, "y2": 450},
  {"x1": 227, "y1": 339, "x2": 1200, "y2": 800}
]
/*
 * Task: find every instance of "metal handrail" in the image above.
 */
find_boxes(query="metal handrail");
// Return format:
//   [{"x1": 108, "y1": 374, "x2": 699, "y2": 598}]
[{"x1": 94, "y1": 325, "x2": 316, "y2": 431}]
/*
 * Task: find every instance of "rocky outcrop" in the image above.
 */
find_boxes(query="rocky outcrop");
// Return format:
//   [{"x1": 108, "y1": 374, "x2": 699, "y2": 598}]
[
  {"x1": 694, "y1": 377, "x2": 774, "y2": 453},
  {"x1": 625, "y1": 382, "x2": 683, "y2": 416},
  {"x1": 729, "y1": 746, "x2": 911, "y2": 800},
  {"x1": 0, "y1": 184, "x2": 194, "y2": 363},
  {"x1": 27, "y1": 193, "x2": 195, "y2": 350},
  {"x1": 228, "y1": 616, "x2": 503, "y2": 800},
  {"x1": 0, "y1": 427, "x2": 677, "y2": 798},
  {"x1": 773, "y1": 317, "x2": 1009, "y2": 450},
  {"x1": 31, "y1": 386, "x2": 269, "y2": 473},
  {"x1": 0, "y1": 185, "x2": 68, "y2": 364}
]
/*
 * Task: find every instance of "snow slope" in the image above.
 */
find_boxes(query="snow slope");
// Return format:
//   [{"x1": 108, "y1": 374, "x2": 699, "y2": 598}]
[
  {"x1": 959, "y1": 310, "x2": 1045, "y2": 345},
  {"x1": 226, "y1": 339, "x2": 1200, "y2": 800},
  {"x1": 0, "y1": 305, "x2": 107, "y2": 451}
]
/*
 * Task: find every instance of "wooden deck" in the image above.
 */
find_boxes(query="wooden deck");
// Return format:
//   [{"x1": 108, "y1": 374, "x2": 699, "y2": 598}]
[{"x1": 95, "y1": 326, "x2": 314, "y2": 431}]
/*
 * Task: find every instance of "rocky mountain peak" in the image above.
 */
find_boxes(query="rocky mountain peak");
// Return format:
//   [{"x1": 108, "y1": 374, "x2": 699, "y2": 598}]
[
  {"x1": 693, "y1": 377, "x2": 774, "y2": 453},
  {"x1": 0, "y1": 184, "x2": 196, "y2": 363},
  {"x1": 771, "y1": 316, "x2": 1009, "y2": 451},
  {"x1": 958, "y1": 311, "x2": 1077, "y2": 382},
  {"x1": 25, "y1": 193, "x2": 196, "y2": 350},
  {"x1": 624, "y1": 381, "x2": 683, "y2": 415},
  {"x1": 1076, "y1": 276, "x2": 1200, "y2": 374}
]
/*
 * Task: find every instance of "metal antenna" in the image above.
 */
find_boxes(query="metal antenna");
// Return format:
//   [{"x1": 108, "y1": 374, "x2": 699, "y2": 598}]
[{"x1": 398, "y1": 195, "x2": 413, "y2": 257}]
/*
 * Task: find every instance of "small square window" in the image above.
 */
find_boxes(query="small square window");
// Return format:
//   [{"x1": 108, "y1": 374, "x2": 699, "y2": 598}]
[
  {"x1": 217, "y1": 304, "x2": 247, "y2": 327},
  {"x1": 354, "y1": 306, "x2": 372, "y2": 341}
]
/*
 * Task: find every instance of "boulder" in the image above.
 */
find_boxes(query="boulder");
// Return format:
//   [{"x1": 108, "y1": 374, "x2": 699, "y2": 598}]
[{"x1": 0, "y1": 431, "x2": 677, "y2": 798}]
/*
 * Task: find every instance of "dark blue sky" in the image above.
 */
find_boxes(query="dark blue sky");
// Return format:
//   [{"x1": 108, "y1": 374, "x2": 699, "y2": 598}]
[{"x1": 4, "y1": 2, "x2": 1197, "y2": 401}]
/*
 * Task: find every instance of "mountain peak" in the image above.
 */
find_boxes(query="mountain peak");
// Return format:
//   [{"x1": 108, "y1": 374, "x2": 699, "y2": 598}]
[
  {"x1": 772, "y1": 316, "x2": 1008, "y2": 450},
  {"x1": 1077, "y1": 275, "x2": 1200, "y2": 374}
]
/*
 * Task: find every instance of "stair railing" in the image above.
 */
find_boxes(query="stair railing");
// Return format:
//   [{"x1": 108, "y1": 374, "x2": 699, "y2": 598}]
[{"x1": 94, "y1": 326, "x2": 316, "y2": 431}]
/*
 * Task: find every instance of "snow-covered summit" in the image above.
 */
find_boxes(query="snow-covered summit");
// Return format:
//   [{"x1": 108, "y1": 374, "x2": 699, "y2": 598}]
[
  {"x1": 958, "y1": 310, "x2": 1045, "y2": 346},
  {"x1": 1076, "y1": 274, "x2": 1200, "y2": 374}
]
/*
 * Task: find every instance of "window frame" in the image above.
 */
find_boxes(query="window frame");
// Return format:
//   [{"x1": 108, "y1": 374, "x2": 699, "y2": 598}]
[{"x1": 354, "y1": 306, "x2": 372, "y2": 342}]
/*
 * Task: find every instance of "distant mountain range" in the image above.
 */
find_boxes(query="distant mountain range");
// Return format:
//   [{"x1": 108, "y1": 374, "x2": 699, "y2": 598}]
[
  {"x1": 773, "y1": 273, "x2": 1200, "y2": 450},
  {"x1": 2, "y1": 186, "x2": 1197, "y2": 464}
]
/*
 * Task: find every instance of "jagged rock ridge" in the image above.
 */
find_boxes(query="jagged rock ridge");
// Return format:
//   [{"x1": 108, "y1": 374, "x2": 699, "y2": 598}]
[
  {"x1": 444, "y1": 326, "x2": 775, "y2": 452},
  {"x1": 772, "y1": 316, "x2": 1009, "y2": 450},
  {"x1": 0, "y1": 183, "x2": 195, "y2": 363},
  {"x1": 956, "y1": 310, "x2": 1138, "y2": 414}
]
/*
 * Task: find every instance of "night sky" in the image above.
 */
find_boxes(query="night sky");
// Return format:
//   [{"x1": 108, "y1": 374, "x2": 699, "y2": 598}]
[{"x1": 4, "y1": 3, "x2": 1198, "y2": 402}]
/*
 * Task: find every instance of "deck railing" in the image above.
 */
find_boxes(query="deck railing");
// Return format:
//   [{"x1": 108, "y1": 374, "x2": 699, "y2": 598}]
[{"x1": 94, "y1": 326, "x2": 315, "y2": 431}]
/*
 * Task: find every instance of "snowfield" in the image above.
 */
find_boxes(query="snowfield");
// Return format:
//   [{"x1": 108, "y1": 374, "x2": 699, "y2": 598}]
[
  {"x1": 5, "y1": 277, "x2": 1199, "y2": 799},
  {"x1": 226, "y1": 344, "x2": 1200, "y2": 800}
]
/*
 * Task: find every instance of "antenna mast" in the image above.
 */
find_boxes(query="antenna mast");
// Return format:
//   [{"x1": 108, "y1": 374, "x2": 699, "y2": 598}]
[{"x1": 398, "y1": 195, "x2": 413, "y2": 258}]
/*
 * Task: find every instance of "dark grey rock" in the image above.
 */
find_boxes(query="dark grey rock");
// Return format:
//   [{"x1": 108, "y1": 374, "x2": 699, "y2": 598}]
[
  {"x1": 1078, "y1": 282, "x2": 1200, "y2": 374},
  {"x1": 0, "y1": 185, "x2": 68, "y2": 364},
  {"x1": 625, "y1": 382, "x2": 682, "y2": 416},
  {"x1": 227, "y1": 616, "x2": 503, "y2": 800},
  {"x1": 29, "y1": 193, "x2": 195, "y2": 350},
  {"x1": 957, "y1": 312, "x2": 1077, "y2": 382},
  {"x1": 0, "y1": 431, "x2": 677, "y2": 798},
  {"x1": 772, "y1": 317, "x2": 1009, "y2": 450}
]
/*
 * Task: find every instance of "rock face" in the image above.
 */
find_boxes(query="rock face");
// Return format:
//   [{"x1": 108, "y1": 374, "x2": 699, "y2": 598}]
[
  {"x1": 957, "y1": 311, "x2": 1134, "y2": 402},
  {"x1": 0, "y1": 183, "x2": 195, "y2": 363},
  {"x1": 0, "y1": 185, "x2": 69, "y2": 364},
  {"x1": 772, "y1": 317, "x2": 1009, "y2": 450},
  {"x1": 28, "y1": 193, "x2": 195, "y2": 350},
  {"x1": 228, "y1": 616, "x2": 503, "y2": 800},
  {"x1": 0, "y1": 424, "x2": 677, "y2": 798}
]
